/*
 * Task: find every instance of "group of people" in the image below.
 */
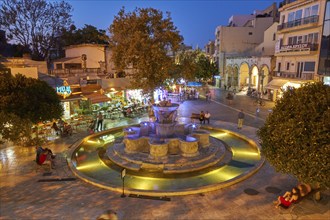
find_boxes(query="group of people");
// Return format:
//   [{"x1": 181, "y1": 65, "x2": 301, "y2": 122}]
[
  {"x1": 274, "y1": 183, "x2": 312, "y2": 208},
  {"x1": 199, "y1": 110, "x2": 211, "y2": 124},
  {"x1": 51, "y1": 118, "x2": 73, "y2": 137}
]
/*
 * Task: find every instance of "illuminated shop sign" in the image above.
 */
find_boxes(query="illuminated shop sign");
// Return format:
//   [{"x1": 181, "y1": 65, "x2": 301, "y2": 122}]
[{"x1": 56, "y1": 81, "x2": 72, "y2": 98}]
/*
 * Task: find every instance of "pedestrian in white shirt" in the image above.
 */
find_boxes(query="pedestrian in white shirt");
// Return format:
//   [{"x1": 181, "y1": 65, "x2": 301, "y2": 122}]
[{"x1": 204, "y1": 111, "x2": 211, "y2": 124}]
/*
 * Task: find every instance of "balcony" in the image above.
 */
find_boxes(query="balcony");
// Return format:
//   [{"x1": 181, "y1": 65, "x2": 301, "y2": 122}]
[
  {"x1": 49, "y1": 68, "x2": 102, "y2": 77},
  {"x1": 276, "y1": 43, "x2": 318, "y2": 55},
  {"x1": 277, "y1": 15, "x2": 319, "y2": 31}
]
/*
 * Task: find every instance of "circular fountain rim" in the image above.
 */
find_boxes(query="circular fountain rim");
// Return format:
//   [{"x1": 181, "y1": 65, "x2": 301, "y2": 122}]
[{"x1": 67, "y1": 124, "x2": 265, "y2": 197}]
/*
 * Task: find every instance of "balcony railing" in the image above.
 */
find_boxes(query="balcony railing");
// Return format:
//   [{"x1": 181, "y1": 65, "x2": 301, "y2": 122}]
[
  {"x1": 277, "y1": 15, "x2": 319, "y2": 31},
  {"x1": 278, "y1": 43, "x2": 318, "y2": 53},
  {"x1": 49, "y1": 68, "x2": 102, "y2": 77}
]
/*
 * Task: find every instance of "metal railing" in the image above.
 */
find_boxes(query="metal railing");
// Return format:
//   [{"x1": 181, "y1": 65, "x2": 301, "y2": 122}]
[
  {"x1": 277, "y1": 15, "x2": 318, "y2": 31},
  {"x1": 49, "y1": 68, "x2": 102, "y2": 77}
]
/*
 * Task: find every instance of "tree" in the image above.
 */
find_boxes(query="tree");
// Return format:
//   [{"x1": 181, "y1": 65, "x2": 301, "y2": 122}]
[
  {"x1": 173, "y1": 49, "x2": 199, "y2": 82},
  {"x1": 0, "y1": 0, "x2": 73, "y2": 61},
  {"x1": 195, "y1": 53, "x2": 218, "y2": 82},
  {"x1": 0, "y1": 73, "x2": 63, "y2": 145},
  {"x1": 109, "y1": 7, "x2": 183, "y2": 94},
  {"x1": 257, "y1": 82, "x2": 330, "y2": 189},
  {"x1": 174, "y1": 50, "x2": 217, "y2": 83},
  {"x1": 60, "y1": 24, "x2": 109, "y2": 46}
]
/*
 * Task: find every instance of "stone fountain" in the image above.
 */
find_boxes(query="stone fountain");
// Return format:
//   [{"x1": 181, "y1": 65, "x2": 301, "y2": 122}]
[{"x1": 107, "y1": 101, "x2": 225, "y2": 173}]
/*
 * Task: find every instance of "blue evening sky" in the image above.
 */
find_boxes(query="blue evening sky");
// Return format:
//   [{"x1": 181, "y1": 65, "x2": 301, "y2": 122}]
[{"x1": 66, "y1": 0, "x2": 282, "y2": 48}]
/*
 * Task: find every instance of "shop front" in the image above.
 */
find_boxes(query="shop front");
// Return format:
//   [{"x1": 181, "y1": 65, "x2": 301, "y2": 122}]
[{"x1": 265, "y1": 78, "x2": 311, "y2": 102}]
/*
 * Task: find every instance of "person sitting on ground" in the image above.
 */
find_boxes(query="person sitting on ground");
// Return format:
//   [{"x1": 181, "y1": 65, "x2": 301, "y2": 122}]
[
  {"x1": 274, "y1": 187, "x2": 300, "y2": 208},
  {"x1": 297, "y1": 183, "x2": 312, "y2": 197},
  {"x1": 36, "y1": 146, "x2": 56, "y2": 169}
]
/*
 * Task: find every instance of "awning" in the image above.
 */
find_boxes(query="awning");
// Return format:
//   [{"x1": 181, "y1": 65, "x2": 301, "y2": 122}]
[
  {"x1": 264, "y1": 79, "x2": 289, "y2": 90},
  {"x1": 81, "y1": 84, "x2": 102, "y2": 94},
  {"x1": 187, "y1": 82, "x2": 202, "y2": 87},
  {"x1": 84, "y1": 93, "x2": 111, "y2": 104}
]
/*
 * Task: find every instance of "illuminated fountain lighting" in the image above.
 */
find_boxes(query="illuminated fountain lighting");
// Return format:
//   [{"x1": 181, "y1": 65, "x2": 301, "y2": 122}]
[{"x1": 106, "y1": 102, "x2": 224, "y2": 174}]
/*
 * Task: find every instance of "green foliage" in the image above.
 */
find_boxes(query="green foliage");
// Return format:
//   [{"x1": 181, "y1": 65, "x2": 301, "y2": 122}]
[
  {"x1": 174, "y1": 50, "x2": 217, "y2": 83},
  {"x1": 0, "y1": 0, "x2": 73, "y2": 60},
  {"x1": 60, "y1": 24, "x2": 109, "y2": 46},
  {"x1": 0, "y1": 73, "x2": 63, "y2": 145},
  {"x1": 195, "y1": 53, "x2": 217, "y2": 81},
  {"x1": 109, "y1": 7, "x2": 183, "y2": 94},
  {"x1": 257, "y1": 82, "x2": 330, "y2": 188}
]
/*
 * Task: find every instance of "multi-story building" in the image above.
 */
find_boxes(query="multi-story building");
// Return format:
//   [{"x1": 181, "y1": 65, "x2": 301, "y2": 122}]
[
  {"x1": 318, "y1": 0, "x2": 330, "y2": 84},
  {"x1": 225, "y1": 22, "x2": 278, "y2": 101},
  {"x1": 272, "y1": 0, "x2": 328, "y2": 99},
  {"x1": 214, "y1": 3, "x2": 278, "y2": 88}
]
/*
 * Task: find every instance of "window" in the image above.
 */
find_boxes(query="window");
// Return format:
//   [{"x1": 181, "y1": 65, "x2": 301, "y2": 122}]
[
  {"x1": 303, "y1": 35, "x2": 308, "y2": 43},
  {"x1": 296, "y1": 10, "x2": 302, "y2": 19},
  {"x1": 273, "y1": 33, "x2": 276, "y2": 41},
  {"x1": 304, "y1": 62, "x2": 315, "y2": 71},
  {"x1": 286, "y1": 62, "x2": 290, "y2": 70},
  {"x1": 292, "y1": 36, "x2": 297, "y2": 44},
  {"x1": 313, "y1": 33, "x2": 319, "y2": 43},
  {"x1": 304, "y1": 7, "x2": 311, "y2": 18},
  {"x1": 278, "y1": 62, "x2": 281, "y2": 71},
  {"x1": 297, "y1": 36, "x2": 303, "y2": 44},
  {"x1": 248, "y1": 32, "x2": 253, "y2": 35},
  {"x1": 288, "y1": 12, "x2": 295, "y2": 22},
  {"x1": 311, "y1": 5, "x2": 319, "y2": 16}
]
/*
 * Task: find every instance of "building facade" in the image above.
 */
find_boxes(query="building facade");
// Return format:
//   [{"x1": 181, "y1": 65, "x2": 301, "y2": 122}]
[
  {"x1": 274, "y1": 0, "x2": 327, "y2": 83},
  {"x1": 214, "y1": 3, "x2": 279, "y2": 88},
  {"x1": 318, "y1": 0, "x2": 330, "y2": 84}
]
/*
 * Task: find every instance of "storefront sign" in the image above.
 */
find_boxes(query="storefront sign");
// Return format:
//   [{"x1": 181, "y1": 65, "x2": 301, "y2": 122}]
[
  {"x1": 56, "y1": 86, "x2": 72, "y2": 98},
  {"x1": 280, "y1": 43, "x2": 308, "y2": 51}
]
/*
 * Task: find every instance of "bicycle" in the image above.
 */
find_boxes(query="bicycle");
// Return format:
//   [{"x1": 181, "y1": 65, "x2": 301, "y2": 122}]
[{"x1": 254, "y1": 98, "x2": 265, "y2": 106}]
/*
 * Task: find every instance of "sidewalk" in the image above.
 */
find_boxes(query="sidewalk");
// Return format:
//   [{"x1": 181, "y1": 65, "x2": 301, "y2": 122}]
[{"x1": 1, "y1": 101, "x2": 329, "y2": 220}]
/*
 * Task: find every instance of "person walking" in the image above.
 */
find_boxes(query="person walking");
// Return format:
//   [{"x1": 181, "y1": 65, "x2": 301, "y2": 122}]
[
  {"x1": 97, "y1": 112, "x2": 104, "y2": 132},
  {"x1": 237, "y1": 109, "x2": 245, "y2": 130},
  {"x1": 204, "y1": 111, "x2": 211, "y2": 124}
]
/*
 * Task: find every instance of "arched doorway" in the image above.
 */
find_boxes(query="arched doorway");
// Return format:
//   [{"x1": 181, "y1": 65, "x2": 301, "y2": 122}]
[
  {"x1": 239, "y1": 63, "x2": 249, "y2": 89},
  {"x1": 251, "y1": 66, "x2": 259, "y2": 89}
]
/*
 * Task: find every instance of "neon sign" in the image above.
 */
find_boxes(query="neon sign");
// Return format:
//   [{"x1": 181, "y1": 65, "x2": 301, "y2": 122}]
[{"x1": 56, "y1": 81, "x2": 72, "y2": 98}]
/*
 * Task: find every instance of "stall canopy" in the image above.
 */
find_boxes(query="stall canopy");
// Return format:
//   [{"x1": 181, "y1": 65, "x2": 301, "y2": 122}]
[
  {"x1": 187, "y1": 82, "x2": 202, "y2": 87},
  {"x1": 264, "y1": 79, "x2": 289, "y2": 90},
  {"x1": 84, "y1": 93, "x2": 111, "y2": 104}
]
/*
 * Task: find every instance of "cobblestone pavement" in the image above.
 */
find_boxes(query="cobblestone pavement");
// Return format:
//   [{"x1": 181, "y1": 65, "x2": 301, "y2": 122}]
[{"x1": 1, "y1": 88, "x2": 329, "y2": 220}]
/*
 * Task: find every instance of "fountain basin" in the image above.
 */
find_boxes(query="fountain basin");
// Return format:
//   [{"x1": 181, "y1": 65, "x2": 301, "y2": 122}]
[
  {"x1": 192, "y1": 130, "x2": 211, "y2": 148},
  {"x1": 179, "y1": 135, "x2": 199, "y2": 157},
  {"x1": 149, "y1": 139, "x2": 168, "y2": 159}
]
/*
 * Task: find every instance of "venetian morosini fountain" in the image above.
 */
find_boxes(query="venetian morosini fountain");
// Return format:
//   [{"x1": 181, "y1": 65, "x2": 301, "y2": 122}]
[{"x1": 107, "y1": 101, "x2": 225, "y2": 173}]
